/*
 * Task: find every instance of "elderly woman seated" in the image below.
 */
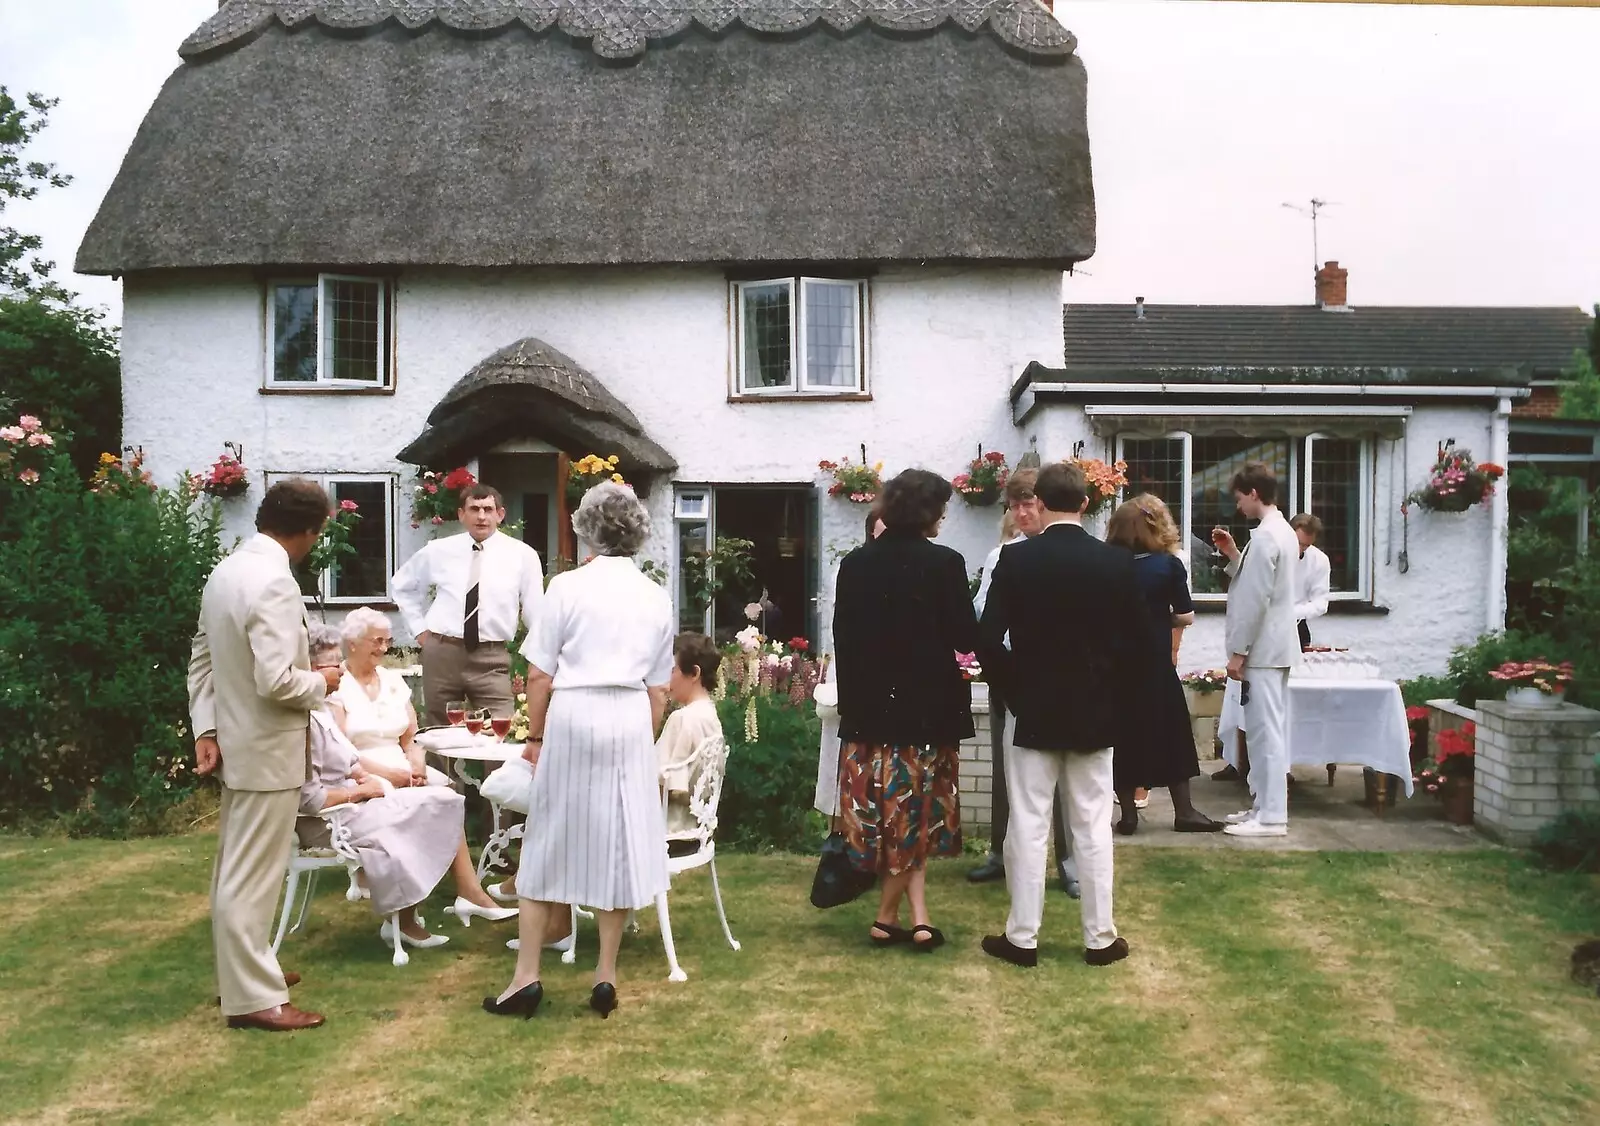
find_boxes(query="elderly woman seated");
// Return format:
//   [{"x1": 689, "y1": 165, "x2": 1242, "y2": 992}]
[
  {"x1": 307, "y1": 624, "x2": 516, "y2": 942},
  {"x1": 657, "y1": 632, "x2": 725, "y2": 844},
  {"x1": 327, "y1": 607, "x2": 450, "y2": 790}
]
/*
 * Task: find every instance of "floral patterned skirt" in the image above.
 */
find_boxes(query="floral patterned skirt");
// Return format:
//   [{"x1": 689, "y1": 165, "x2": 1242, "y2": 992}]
[{"x1": 839, "y1": 742, "x2": 962, "y2": 876}]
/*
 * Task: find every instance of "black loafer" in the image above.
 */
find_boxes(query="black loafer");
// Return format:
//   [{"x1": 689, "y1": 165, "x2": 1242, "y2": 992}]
[
  {"x1": 1211, "y1": 765, "x2": 1241, "y2": 782},
  {"x1": 981, "y1": 934, "x2": 1038, "y2": 968},
  {"x1": 1084, "y1": 937, "x2": 1130, "y2": 966},
  {"x1": 1174, "y1": 814, "x2": 1225, "y2": 833},
  {"x1": 966, "y1": 855, "x2": 1005, "y2": 883}
]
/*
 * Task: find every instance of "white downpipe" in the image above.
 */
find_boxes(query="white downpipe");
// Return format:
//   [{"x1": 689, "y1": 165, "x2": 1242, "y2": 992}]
[{"x1": 1488, "y1": 396, "x2": 1512, "y2": 633}]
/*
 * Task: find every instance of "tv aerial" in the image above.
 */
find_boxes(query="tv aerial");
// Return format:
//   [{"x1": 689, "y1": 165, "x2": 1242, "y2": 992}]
[{"x1": 1281, "y1": 198, "x2": 1338, "y2": 270}]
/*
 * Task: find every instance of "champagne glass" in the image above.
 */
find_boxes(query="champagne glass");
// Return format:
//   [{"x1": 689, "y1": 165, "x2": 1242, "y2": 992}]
[
  {"x1": 464, "y1": 709, "x2": 486, "y2": 737},
  {"x1": 445, "y1": 700, "x2": 466, "y2": 726},
  {"x1": 490, "y1": 713, "x2": 512, "y2": 741}
]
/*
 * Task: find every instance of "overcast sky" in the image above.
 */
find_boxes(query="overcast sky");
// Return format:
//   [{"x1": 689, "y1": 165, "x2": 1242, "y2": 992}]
[{"x1": 1, "y1": 0, "x2": 1596, "y2": 321}]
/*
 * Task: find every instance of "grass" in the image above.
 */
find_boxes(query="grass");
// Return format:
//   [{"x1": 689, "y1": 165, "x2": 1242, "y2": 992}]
[{"x1": 1, "y1": 836, "x2": 1597, "y2": 1126}]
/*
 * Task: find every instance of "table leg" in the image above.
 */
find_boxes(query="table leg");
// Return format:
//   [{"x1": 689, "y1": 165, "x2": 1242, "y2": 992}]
[
  {"x1": 1327, "y1": 764, "x2": 1337, "y2": 786},
  {"x1": 1374, "y1": 772, "x2": 1389, "y2": 817}
]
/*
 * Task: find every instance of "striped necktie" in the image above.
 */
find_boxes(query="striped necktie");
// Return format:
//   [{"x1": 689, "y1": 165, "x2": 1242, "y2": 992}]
[{"x1": 464, "y1": 541, "x2": 483, "y2": 651}]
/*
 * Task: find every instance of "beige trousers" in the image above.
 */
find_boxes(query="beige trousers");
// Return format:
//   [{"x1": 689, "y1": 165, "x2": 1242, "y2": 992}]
[
  {"x1": 420, "y1": 638, "x2": 514, "y2": 727},
  {"x1": 212, "y1": 784, "x2": 299, "y2": 1016}
]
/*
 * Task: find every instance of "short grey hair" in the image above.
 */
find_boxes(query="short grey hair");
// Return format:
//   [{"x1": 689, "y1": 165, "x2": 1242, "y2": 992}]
[
  {"x1": 339, "y1": 607, "x2": 393, "y2": 652},
  {"x1": 308, "y1": 622, "x2": 343, "y2": 663},
  {"x1": 571, "y1": 481, "x2": 651, "y2": 556}
]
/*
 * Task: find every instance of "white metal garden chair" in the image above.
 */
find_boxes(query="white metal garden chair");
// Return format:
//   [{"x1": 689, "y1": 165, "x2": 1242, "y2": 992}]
[
  {"x1": 564, "y1": 733, "x2": 740, "y2": 980},
  {"x1": 270, "y1": 804, "x2": 410, "y2": 967}
]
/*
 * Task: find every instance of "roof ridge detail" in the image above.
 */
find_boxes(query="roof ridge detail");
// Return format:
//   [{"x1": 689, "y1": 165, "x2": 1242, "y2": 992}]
[{"x1": 181, "y1": 0, "x2": 1076, "y2": 61}]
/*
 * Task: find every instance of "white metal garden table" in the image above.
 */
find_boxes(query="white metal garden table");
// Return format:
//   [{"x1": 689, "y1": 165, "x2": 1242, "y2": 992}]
[{"x1": 418, "y1": 732, "x2": 526, "y2": 881}]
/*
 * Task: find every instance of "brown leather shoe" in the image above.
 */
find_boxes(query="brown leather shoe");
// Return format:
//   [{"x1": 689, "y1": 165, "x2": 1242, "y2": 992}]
[
  {"x1": 226, "y1": 1003, "x2": 325, "y2": 1032},
  {"x1": 213, "y1": 971, "x2": 299, "y2": 1006},
  {"x1": 1084, "y1": 937, "x2": 1131, "y2": 966}
]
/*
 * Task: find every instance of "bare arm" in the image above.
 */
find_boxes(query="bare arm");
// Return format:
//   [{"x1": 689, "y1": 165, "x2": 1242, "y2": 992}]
[
  {"x1": 649, "y1": 685, "x2": 670, "y2": 736},
  {"x1": 520, "y1": 665, "x2": 555, "y2": 765},
  {"x1": 390, "y1": 544, "x2": 433, "y2": 643}
]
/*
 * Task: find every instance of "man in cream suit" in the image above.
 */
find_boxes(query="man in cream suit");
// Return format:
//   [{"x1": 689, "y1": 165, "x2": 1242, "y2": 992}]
[
  {"x1": 1210, "y1": 461, "x2": 1301, "y2": 839},
  {"x1": 189, "y1": 480, "x2": 341, "y2": 1031}
]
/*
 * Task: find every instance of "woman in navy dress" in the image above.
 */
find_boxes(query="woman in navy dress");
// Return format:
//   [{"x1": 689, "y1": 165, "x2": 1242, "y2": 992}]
[{"x1": 1105, "y1": 495, "x2": 1224, "y2": 834}]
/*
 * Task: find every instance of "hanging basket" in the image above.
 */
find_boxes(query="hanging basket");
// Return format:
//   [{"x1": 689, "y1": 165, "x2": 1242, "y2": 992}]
[{"x1": 959, "y1": 484, "x2": 1003, "y2": 508}]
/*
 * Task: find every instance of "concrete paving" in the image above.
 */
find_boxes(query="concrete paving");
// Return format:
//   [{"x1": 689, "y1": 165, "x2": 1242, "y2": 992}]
[{"x1": 1112, "y1": 760, "x2": 1493, "y2": 852}]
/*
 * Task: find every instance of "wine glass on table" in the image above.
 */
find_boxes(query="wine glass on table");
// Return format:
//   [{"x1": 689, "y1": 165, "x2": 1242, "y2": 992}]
[
  {"x1": 490, "y1": 713, "x2": 512, "y2": 742},
  {"x1": 445, "y1": 700, "x2": 467, "y2": 727},
  {"x1": 464, "y1": 708, "x2": 486, "y2": 738}
]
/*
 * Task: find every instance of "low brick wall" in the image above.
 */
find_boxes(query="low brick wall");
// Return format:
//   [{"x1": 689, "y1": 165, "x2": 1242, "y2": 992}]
[
  {"x1": 1474, "y1": 699, "x2": 1600, "y2": 846},
  {"x1": 957, "y1": 684, "x2": 995, "y2": 834}
]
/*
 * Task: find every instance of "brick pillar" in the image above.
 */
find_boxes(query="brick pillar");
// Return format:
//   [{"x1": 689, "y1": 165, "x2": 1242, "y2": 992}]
[
  {"x1": 1473, "y1": 700, "x2": 1600, "y2": 846},
  {"x1": 958, "y1": 683, "x2": 994, "y2": 833},
  {"x1": 1314, "y1": 261, "x2": 1349, "y2": 308}
]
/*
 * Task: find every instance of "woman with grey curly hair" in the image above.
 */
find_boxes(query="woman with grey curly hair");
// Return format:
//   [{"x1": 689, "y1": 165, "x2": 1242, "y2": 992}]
[{"x1": 486, "y1": 481, "x2": 675, "y2": 1021}]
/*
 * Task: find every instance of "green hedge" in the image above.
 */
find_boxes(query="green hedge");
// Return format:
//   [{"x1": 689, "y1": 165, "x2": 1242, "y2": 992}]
[
  {"x1": 0, "y1": 446, "x2": 223, "y2": 834},
  {"x1": 715, "y1": 695, "x2": 822, "y2": 852}
]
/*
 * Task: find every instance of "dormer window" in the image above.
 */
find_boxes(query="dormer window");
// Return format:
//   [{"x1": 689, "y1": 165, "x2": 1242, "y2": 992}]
[
  {"x1": 266, "y1": 274, "x2": 392, "y2": 389},
  {"x1": 733, "y1": 278, "x2": 867, "y2": 397}
]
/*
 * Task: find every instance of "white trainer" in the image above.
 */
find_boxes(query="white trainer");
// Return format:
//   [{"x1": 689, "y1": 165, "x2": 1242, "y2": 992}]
[
  {"x1": 1223, "y1": 819, "x2": 1288, "y2": 838},
  {"x1": 1224, "y1": 809, "x2": 1255, "y2": 824}
]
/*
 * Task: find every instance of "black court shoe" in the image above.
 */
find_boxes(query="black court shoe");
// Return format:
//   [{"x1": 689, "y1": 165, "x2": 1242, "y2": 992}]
[
  {"x1": 482, "y1": 981, "x2": 543, "y2": 1019},
  {"x1": 590, "y1": 981, "x2": 618, "y2": 1019}
]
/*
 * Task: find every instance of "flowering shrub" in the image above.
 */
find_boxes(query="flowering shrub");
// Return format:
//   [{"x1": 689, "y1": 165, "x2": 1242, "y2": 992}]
[
  {"x1": 0, "y1": 413, "x2": 56, "y2": 485},
  {"x1": 1405, "y1": 443, "x2": 1504, "y2": 514},
  {"x1": 819, "y1": 456, "x2": 883, "y2": 503},
  {"x1": 91, "y1": 448, "x2": 156, "y2": 497},
  {"x1": 1181, "y1": 668, "x2": 1230, "y2": 695},
  {"x1": 298, "y1": 500, "x2": 362, "y2": 616},
  {"x1": 1071, "y1": 456, "x2": 1128, "y2": 517},
  {"x1": 955, "y1": 651, "x2": 984, "y2": 682},
  {"x1": 198, "y1": 443, "x2": 249, "y2": 499},
  {"x1": 0, "y1": 443, "x2": 224, "y2": 834},
  {"x1": 1488, "y1": 657, "x2": 1574, "y2": 696},
  {"x1": 410, "y1": 466, "x2": 477, "y2": 527},
  {"x1": 567, "y1": 453, "x2": 626, "y2": 504},
  {"x1": 953, "y1": 449, "x2": 1009, "y2": 507},
  {"x1": 1415, "y1": 722, "x2": 1475, "y2": 793}
]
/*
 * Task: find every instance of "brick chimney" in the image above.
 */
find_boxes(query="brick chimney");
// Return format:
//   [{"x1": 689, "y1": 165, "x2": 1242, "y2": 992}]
[{"x1": 1315, "y1": 261, "x2": 1349, "y2": 310}]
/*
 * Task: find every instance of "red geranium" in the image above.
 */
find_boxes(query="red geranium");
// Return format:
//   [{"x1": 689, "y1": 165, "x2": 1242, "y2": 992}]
[{"x1": 787, "y1": 637, "x2": 810, "y2": 653}]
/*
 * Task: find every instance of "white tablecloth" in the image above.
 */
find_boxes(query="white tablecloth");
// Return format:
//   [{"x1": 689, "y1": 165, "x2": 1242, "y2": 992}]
[{"x1": 1218, "y1": 676, "x2": 1414, "y2": 797}]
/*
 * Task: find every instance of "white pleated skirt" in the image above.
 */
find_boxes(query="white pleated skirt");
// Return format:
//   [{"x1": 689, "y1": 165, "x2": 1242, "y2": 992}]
[{"x1": 515, "y1": 686, "x2": 670, "y2": 911}]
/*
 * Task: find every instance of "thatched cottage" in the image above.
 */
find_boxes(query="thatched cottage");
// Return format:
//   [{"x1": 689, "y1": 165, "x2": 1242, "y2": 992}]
[{"x1": 78, "y1": 0, "x2": 1589, "y2": 679}]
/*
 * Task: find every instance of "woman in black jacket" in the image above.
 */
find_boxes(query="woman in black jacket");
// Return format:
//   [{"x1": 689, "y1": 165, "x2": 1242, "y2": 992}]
[{"x1": 833, "y1": 469, "x2": 978, "y2": 950}]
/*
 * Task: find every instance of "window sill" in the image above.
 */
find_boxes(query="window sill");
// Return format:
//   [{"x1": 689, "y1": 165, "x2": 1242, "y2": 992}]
[
  {"x1": 262, "y1": 385, "x2": 394, "y2": 396},
  {"x1": 302, "y1": 598, "x2": 400, "y2": 611},
  {"x1": 728, "y1": 392, "x2": 872, "y2": 404},
  {"x1": 1192, "y1": 600, "x2": 1389, "y2": 616}
]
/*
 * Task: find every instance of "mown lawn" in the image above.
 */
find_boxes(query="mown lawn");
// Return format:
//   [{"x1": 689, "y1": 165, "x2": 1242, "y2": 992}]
[{"x1": 2, "y1": 836, "x2": 1597, "y2": 1126}]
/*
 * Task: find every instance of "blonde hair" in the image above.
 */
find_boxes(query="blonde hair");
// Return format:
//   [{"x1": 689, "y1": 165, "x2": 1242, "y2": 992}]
[
  {"x1": 1106, "y1": 493, "x2": 1181, "y2": 554},
  {"x1": 999, "y1": 508, "x2": 1017, "y2": 543}
]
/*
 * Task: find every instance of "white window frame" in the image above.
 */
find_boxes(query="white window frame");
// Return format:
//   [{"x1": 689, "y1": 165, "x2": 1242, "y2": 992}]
[
  {"x1": 265, "y1": 273, "x2": 391, "y2": 389},
  {"x1": 1114, "y1": 430, "x2": 1374, "y2": 602},
  {"x1": 732, "y1": 277, "x2": 867, "y2": 396},
  {"x1": 673, "y1": 487, "x2": 716, "y2": 634},
  {"x1": 265, "y1": 472, "x2": 397, "y2": 605}
]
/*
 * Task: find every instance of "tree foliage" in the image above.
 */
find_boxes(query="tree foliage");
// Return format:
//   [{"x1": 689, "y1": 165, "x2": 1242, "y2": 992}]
[{"x1": 0, "y1": 86, "x2": 73, "y2": 300}]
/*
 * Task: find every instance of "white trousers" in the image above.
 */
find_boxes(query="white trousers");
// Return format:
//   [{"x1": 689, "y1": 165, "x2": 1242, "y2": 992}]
[
  {"x1": 1003, "y1": 743, "x2": 1117, "y2": 951},
  {"x1": 1242, "y1": 666, "x2": 1291, "y2": 825}
]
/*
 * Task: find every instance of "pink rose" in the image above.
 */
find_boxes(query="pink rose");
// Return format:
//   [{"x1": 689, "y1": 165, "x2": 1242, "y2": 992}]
[
  {"x1": 18, "y1": 415, "x2": 41, "y2": 432},
  {"x1": 0, "y1": 426, "x2": 22, "y2": 443},
  {"x1": 339, "y1": 499, "x2": 359, "y2": 512},
  {"x1": 431, "y1": 515, "x2": 444, "y2": 525},
  {"x1": 26, "y1": 432, "x2": 53, "y2": 447},
  {"x1": 18, "y1": 468, "x2": 40, "y2": 485}
]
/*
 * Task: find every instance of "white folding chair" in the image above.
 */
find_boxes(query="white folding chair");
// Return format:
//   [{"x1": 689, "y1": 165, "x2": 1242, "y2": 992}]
[{"x1": 270, "y1": 804, "x2": 409, "y2": 966}]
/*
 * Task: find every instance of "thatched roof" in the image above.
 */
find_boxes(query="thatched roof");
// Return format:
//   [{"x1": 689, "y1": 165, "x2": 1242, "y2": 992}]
[
  {"x1": 77, "y1": 0, "x2": 1094, "y2": 274},
  {"x1": 397, "y1": 337, "x2": 677, "y2": 491}
]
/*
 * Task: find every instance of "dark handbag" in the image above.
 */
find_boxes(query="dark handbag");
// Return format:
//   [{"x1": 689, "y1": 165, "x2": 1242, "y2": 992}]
[{"x1": 810, "y1": 831, "x2": 874, "y2": 909}]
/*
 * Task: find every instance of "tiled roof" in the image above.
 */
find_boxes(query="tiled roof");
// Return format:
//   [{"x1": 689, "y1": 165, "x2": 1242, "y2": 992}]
[{"x1": 1061, "y1": 304, "x2": 1593, "y2": 382}]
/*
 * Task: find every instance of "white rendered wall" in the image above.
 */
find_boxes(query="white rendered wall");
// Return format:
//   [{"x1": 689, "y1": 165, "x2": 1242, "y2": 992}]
[{"x1": 121, "y1": 264, "x2": 1065, "y2": 641}]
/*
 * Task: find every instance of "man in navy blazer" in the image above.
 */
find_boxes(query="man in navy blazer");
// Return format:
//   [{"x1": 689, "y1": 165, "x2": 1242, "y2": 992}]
[{"x1": 978, "y1": 462, "x2": 1142, "y2": 968}]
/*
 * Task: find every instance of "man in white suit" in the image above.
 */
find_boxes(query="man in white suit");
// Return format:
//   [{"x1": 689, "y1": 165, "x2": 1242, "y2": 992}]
[
  {"x1": 189, "y1": 479, "x2": 342, "y2": 1031},
  {"x1": 1210, "y1": 461, "x2": 1301, "y2": 839}
]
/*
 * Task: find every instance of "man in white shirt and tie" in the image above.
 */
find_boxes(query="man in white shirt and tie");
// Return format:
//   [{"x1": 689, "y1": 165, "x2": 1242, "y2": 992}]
[
  {"x1": 1290, "y1": 513, "x2": 1332, "y2": 650},
  {"x1": 391, "y1": 485, "x2": 545, "y2": 727},
  {"x1": 1209, "y1": 461, "x2": 1301, "y2": 838}
]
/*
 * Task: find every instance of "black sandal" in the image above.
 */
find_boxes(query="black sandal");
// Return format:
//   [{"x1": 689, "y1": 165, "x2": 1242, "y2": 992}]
[
  {"x1": 910, "y1": 925, "x2": 946, "y2": 951},
  {"x1": 870, "y1": 922, "x2": 911, "y2": 947}
]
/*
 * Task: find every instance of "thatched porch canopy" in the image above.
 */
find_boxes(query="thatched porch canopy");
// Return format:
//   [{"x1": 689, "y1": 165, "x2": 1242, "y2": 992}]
[
  {"x1": 75, "y1": 0, "x2": 1094, "y2": 274},
  {"x1": 398, "y1": 337, "x2": 676, "y2": 491}
]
